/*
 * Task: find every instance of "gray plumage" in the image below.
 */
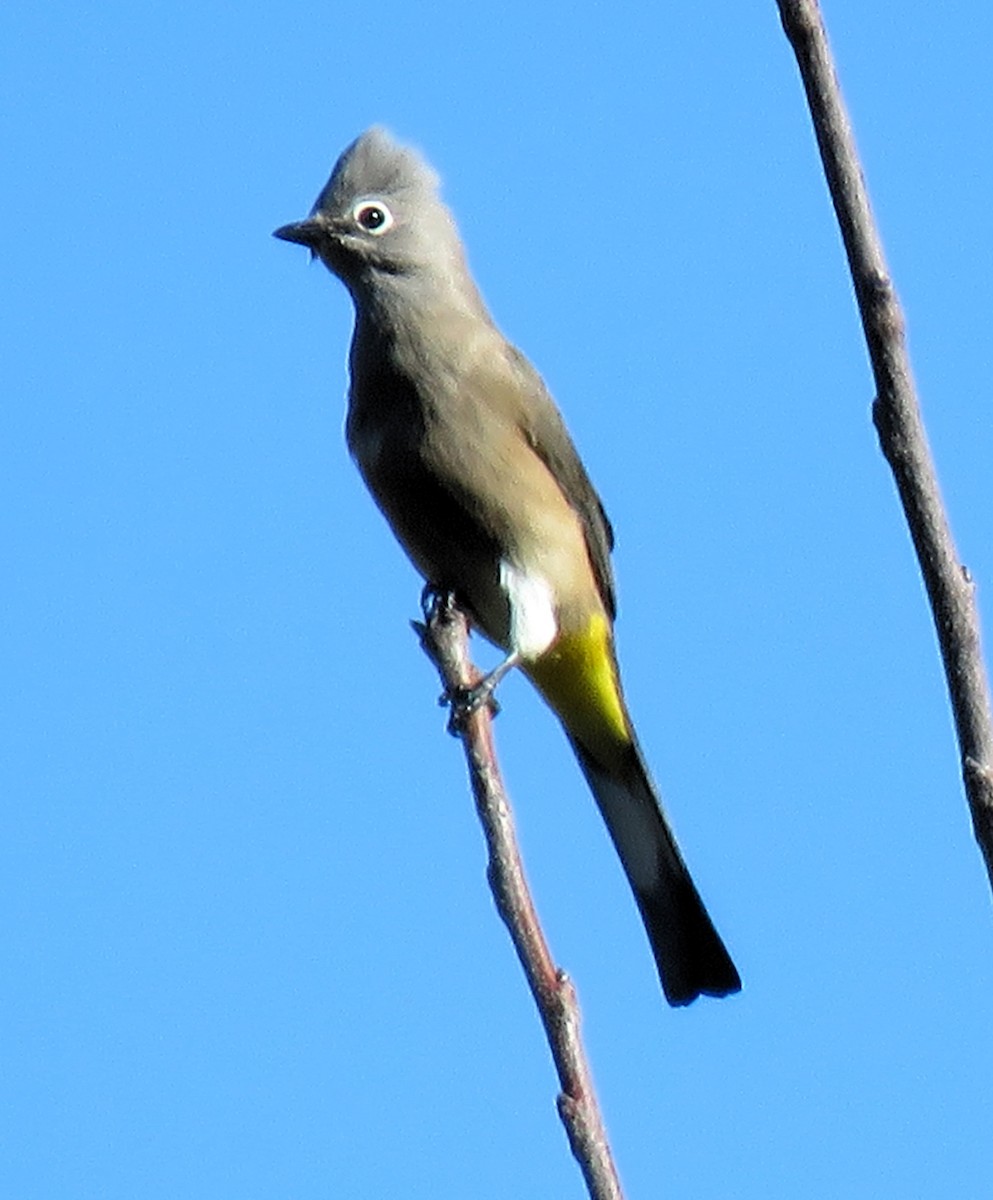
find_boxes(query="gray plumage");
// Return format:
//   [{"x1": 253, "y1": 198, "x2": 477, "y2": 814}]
[{"x1": 274, "y1": 128, "x2": 740, "y2": 1005}]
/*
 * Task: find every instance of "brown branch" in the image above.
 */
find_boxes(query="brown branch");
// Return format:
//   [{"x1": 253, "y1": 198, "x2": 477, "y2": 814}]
[
  {"x1": 413, "y1": 592, "x2": 626, "y2": 1200},
  {"x1": 776, "y1": 0, "x2": 993, "y2": 892}
]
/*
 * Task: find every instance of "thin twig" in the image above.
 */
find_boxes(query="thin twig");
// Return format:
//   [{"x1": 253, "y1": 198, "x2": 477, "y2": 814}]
[
  {"x1": 413, "y1": 592, "x2": 626, "y2": 1200},
  {"x1": 776, "y1": 0, "x2": 993, "y2": 892}
]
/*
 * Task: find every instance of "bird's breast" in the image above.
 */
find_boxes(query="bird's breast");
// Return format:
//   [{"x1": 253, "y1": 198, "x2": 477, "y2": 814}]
[{"x1": 346, "y1": 409, "x2": 390, "y2": 475}]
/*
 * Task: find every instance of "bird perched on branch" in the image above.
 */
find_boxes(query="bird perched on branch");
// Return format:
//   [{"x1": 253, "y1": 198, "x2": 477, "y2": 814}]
[{"x1": 274, "y1": 128, "x2": 740, "y2": 1006}]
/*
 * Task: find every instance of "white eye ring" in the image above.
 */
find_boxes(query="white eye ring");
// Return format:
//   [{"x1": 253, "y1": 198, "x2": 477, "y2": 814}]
[{"x1": 352, "y1": 200, "x2": 394, "y2": 235}]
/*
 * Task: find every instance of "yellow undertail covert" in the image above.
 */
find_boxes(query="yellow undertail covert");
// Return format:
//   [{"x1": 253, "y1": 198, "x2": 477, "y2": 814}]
[{"x1": 525, "y1": 613, "x2": 632, "y2": 770}]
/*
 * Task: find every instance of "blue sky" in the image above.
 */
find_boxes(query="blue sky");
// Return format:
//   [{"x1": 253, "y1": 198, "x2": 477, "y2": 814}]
[{"x1": 3, "y1": 2, "x2": 992, "y2": 1197}]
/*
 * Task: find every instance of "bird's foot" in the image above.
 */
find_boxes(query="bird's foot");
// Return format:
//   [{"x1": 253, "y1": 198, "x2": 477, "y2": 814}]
[
  {"x1": 420, "y1": 584, "x2": 458, "y2": 625},
  {"x1": 441, "y1": 678, "x2": 501, "y2": 736}
]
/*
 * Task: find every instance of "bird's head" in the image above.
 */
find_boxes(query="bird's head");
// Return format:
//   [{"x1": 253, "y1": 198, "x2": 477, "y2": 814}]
[{"x1": 273, "y1": 127, "x2": 460, "y2": 294}]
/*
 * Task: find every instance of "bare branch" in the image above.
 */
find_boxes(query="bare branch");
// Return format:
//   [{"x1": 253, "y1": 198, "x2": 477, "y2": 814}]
[
  {"x1": 776, "y1": 0, "x2": 993, "y2": 891},
  {"x1": 413, "y1": 593, "x2": 626, "y2": 1200}
]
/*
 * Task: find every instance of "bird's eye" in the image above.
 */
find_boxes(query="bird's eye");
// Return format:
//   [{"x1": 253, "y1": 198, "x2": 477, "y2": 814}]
[{"x1": 352, "y1": 200, "x2": 394, "y2": 235}]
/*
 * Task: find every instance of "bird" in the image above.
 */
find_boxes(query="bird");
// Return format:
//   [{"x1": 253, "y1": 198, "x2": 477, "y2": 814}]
[{"x1": 273, "y1": 128, "x2": 740, "y2": 1006}]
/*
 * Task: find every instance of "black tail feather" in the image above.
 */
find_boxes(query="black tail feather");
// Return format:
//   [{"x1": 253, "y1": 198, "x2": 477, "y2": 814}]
[{"x1": 571, "y1": 738, "x2": 740, "y2": 1007}]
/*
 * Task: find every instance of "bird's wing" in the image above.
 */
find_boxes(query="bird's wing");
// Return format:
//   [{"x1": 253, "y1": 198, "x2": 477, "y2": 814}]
[{"x1": 504, "y1": 346, "x2": 617, "y2": 620}]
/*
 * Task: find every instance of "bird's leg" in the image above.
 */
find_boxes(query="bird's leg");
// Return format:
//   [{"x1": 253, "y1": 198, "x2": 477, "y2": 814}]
[
  {"x1": 419, "y1": 585, "x2": 522, "y2": 731},
  {"x1": 444, "y1": 650, "x2": 521, "y2": 734}
]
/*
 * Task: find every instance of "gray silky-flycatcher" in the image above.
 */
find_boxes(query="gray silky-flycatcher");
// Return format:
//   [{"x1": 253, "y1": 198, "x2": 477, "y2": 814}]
[{"x1": 274, "y1": 128, "x2": 740, "y2": 1006}]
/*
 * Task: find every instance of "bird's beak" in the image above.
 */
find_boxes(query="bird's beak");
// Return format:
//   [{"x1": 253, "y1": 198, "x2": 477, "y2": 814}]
[{"x1": 272, "y1": 217, "x2": 326, "y2": 248}]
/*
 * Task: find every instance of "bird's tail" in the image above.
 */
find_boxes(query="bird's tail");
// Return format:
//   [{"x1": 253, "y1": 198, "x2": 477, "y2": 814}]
[
  {"x1": 570, "y1": 735, "x2": 740, "y2": 1006},
  {"x1": 526, "y1": 615, "x2": 740, "y2": 1006}
]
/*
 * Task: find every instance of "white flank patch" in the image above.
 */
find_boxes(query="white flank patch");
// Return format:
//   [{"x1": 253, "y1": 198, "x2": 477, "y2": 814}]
[{"x1": 499, "y1": 560, "x2": 558, "y2": 660}]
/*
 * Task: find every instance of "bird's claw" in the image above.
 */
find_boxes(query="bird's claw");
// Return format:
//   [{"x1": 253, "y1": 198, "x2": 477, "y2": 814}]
[
  {"x1": 421, "y1": 584, "x2": 458, "y2": 625},
  {"x1": 440, "y1": 680, "x2": 501, "y2": 735}
]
